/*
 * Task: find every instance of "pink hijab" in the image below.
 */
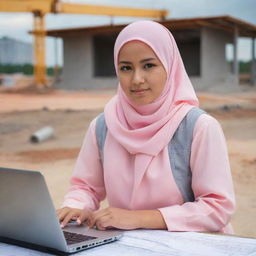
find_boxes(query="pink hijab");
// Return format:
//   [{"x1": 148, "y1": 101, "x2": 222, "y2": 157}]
[{"x1": 104, "y1": 20, "x2": 199, "y2": 157}]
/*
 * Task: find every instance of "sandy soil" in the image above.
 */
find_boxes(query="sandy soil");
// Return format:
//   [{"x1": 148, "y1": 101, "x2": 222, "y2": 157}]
[{"x1": 0, "y1": 88, "x2": 255, "y2": 238}]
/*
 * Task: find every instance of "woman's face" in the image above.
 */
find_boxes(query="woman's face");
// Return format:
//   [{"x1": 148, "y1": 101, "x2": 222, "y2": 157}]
[{"x1": 117, "y1": 41, "x2": 167, "y2": 105}]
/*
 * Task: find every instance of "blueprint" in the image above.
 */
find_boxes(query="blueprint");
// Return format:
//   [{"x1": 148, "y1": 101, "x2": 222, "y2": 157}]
[{"x1": 0, "y1": 230, "x2": 255, "y2": 256}]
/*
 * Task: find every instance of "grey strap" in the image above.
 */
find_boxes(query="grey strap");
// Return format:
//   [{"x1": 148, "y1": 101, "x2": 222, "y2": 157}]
[
  {"x1": 168, "y1": 107, "x2": 205, "y2": 202},
  {"x1": 95, "y1": 112, "x2": 107, "y2": 163}
]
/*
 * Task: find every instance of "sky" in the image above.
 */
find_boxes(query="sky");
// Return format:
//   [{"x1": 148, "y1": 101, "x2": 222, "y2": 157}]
[{"x1": 0, "y1": 0, "x2": 256, "y2": 66}]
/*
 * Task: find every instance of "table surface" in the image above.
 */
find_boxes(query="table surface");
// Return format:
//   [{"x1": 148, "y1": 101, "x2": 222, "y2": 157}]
[{"x1": 0, "y1": 230, "x2": 256, "y2": 256}]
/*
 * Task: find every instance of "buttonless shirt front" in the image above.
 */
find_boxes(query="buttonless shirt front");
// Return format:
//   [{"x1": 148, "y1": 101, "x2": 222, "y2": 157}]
[{"x1": 63, "y1": 114, "x2": 235, "y2": 233}]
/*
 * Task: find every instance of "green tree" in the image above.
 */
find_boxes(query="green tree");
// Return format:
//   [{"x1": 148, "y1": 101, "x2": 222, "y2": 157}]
[{"x1": 0, "y1": 64, "x2": 61, "y2": 76}]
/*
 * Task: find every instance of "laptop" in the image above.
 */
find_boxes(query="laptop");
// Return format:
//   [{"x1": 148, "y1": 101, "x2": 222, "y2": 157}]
[{"x1": 0, "y1": 167, "x2": 123, "y2": 254}]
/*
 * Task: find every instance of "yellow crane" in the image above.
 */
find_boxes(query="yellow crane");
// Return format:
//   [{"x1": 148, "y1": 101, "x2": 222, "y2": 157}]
[{"x1": 0, "y1": 0, "x2": 168, "y2": 88}]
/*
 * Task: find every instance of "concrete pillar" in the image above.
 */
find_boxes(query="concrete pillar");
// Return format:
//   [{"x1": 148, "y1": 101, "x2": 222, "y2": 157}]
[
  {"x1": 251, "y1": 37, "x2": 256, "y2": 86},
  {"x1": 54, "y1": 38, "x2": 59, "y2": 67},
  {"x1": 233, "y1": 26, "x2": 239, "y2": 85},
  {"x1": 53, "y1": 37, "x2": 61, "y2": 83}
]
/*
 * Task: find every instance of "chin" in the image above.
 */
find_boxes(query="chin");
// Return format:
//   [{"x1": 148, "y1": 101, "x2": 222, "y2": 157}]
[{"x1": 131, "y1": 98, "x2": 153, "y2": 105}]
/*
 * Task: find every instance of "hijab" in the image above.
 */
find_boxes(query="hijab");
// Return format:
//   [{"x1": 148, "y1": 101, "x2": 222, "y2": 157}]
[{"x1": 104, "y1": 20, "x2": 199, "y2": 157}]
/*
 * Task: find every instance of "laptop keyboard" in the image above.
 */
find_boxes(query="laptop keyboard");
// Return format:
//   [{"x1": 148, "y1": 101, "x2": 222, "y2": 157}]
[{"x1": 63, "y1": 231, "x2": 97, "y2": 245}]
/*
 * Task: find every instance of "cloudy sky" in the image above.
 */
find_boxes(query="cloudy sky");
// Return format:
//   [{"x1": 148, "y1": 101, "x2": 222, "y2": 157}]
[{"x1": 0, "y1": 0, "x2": 255, "y2": 66}]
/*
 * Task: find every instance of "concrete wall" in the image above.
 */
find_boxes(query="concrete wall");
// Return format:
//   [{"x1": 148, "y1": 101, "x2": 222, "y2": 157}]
[
  {"x1": 55, "y1": 35, "x2": 117, "y2": 90},
  {"x1": 196, "y1": 27, "x2": 237, "y2": 91},
  {"x1": 56, "y1": 27, "x2": 237, "y2": 92},
  {"x1": 0, "y1": 37, "x2": 33, "y2": 65}
]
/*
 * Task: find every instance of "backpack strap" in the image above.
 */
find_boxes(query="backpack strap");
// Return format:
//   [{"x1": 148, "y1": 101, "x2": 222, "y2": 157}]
[
  {"x1": 168, "y1": 107, "x2": 205, "y2": 202},
  {"x1": 95, "y1": 112, "x2": 107, "y2": 163}
]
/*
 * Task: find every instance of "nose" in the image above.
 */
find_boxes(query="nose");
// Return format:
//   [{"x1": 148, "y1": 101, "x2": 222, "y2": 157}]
[{"x1": 132, "y1": 69, "x2": 145, "y2": 85}]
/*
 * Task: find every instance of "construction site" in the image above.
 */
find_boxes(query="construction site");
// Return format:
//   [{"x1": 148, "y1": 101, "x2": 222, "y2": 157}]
[{"x1": 0, "y1": 0, "x2": 256, "y2": 244}]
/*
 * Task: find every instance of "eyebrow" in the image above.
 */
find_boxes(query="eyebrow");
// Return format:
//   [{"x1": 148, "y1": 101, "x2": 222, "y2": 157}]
[{"x1": 118, "y1": 58, "x2": 157, "y2": 65}]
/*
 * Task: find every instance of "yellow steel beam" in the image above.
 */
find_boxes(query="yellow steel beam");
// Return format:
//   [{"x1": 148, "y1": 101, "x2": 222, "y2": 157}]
[
  {"x1": 0, "y1": 0, "x2": 168, "y2": 18},
  {"x1": 57, "y1": 3, "x2": 168, "y2": 18},
  {"x1": 33, "y1": 11, "x2": 47, "y2": 87},
  {"x1": 0, "y1": 0, "x2": 52, "y2": 13}
]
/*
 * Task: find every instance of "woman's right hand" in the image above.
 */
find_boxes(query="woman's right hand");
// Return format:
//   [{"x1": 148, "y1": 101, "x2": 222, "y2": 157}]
[{"x1": 57, "y1": 207, "x2": 92, "y2": 228}]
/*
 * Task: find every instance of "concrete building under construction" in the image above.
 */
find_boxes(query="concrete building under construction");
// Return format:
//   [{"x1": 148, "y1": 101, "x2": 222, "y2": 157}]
[
  {"x1": 0, "y1": 37, "x2": 33, "y2": 65},
  {"x1": 46, "y1": 16, "x2": 256, "y2": 91}
]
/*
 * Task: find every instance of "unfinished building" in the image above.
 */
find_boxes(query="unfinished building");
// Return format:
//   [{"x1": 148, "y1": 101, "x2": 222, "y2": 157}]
[{"x1": 46, "y1": 16, "x2": 256, "y2": 91}]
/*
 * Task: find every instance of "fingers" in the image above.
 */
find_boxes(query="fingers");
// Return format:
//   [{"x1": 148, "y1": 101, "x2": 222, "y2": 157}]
[
  {"x1": 56, "y1": 207, "x2": 91, "y2": 228},
  {"x1": 57, "y1": 207, "x2": 116, "y2": 230},
  {"x1": 87, "y1": 208, "x2": 111, "y2": 229},
  {"x1": 95, "y1": 215, "x2": 112, "y2": 230},
  {"x1": 61, "y1": 210, "x2": 79, "y2": 228},
  {"x1": 57, "y1": 207, "x2": 72, "y2": 223},
  {"x1": 58, "y1": 207, "x2": 135, "y2": 230},
  {"x1": 77, "y1": 210, "x2": 91, "y2": 224}
]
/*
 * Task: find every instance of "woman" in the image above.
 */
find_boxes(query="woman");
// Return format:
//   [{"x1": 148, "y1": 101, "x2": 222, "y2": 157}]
[{"x1": 58, "y1": 20, "x2": 235, "y2": 233}]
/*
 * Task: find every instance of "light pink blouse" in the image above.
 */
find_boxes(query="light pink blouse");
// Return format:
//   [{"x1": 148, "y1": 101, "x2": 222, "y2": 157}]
[{"x1": 63, "y1": 114, "x2": 235, "y2": 233}]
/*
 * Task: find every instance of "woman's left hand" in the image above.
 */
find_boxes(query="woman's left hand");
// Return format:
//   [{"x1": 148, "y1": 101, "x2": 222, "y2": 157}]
[
  {"x1": 84, "y1": 207, "x2": 139, "y2": 230},
  {"x1": 81, "y1": 207, "x2": 167, "y2": 231}
]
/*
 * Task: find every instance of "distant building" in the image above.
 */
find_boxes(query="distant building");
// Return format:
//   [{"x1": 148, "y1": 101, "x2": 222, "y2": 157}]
[
  {"x1": 0, "y1": 37, "x2": 33, "y2": 65},
  {"x1": 46, "y1": 15, "x2": 256, "y2": 91}
]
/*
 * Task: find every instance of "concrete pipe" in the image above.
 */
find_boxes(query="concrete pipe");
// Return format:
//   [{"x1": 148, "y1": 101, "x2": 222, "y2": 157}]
[{"x1": 30, "y1": 126, "x2": 54, "y2": 143}]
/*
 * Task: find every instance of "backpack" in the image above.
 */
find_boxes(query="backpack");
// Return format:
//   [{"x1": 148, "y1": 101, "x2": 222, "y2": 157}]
[{"x1": 95, "y1": 107, "x2": 205, "y2": 203}]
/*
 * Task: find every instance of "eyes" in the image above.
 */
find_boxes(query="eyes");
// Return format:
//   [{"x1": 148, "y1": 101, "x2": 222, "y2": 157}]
[{"x1": 119, "y1": 63, "x2": 156, "y2": 72}]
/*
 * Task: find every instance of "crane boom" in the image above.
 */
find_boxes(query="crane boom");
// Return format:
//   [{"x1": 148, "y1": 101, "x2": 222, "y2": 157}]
[
  {"x1": 58, "y1": 3, "x2": 167, "y2": 18},
  {"x1": 0, "y1": 0, "x2": 167, "y2": 18},
  {"x1": 0, "y1": 0, "x2": 52, "y2": 13}
]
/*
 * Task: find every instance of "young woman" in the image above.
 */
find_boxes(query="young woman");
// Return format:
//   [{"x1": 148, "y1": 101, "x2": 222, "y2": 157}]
[{"x1": 57, "y1": 20, "x2": 235, "y2": 233}]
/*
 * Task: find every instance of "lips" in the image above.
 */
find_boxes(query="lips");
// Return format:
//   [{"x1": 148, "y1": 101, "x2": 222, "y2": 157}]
[{"x1": 131, "y1": 88, "x2": 150, "y2": 95}]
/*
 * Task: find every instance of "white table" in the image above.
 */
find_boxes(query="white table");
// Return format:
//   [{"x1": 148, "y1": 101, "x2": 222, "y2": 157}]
[{"x1": 0, "y1": 230, "x2": 256, "y2": 256}]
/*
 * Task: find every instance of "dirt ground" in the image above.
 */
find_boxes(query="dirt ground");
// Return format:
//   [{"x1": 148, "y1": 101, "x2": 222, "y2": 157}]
[{"x1": 0, "y1": 87, "x2": 255, "y2": 238}]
